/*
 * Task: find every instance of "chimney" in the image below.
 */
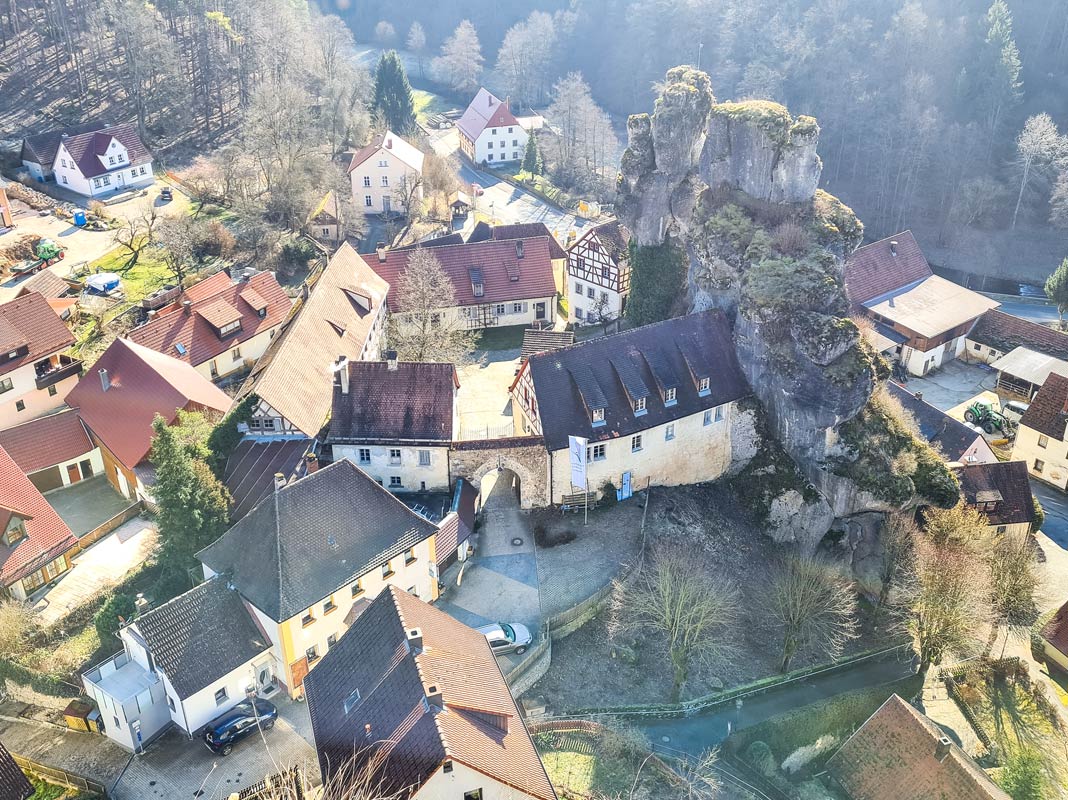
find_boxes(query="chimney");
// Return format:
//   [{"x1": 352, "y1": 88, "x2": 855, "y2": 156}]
[
  {"x1": 406, "y1": 627, "x2": 423, "y2": 652},
  {"x1": 183, "y1": 300, "x2": 192, "y2": 315},
  {"x1": 386, "y1": 350, "x2": 399, "y2": 371},
  {"x1": 890, "y1": 240, "x2": 898, "y2": 256},
  {"x1": 423, "y1": 682, "x2": 442, "y2": 710},
  {"x1": 305, "y1": 453, "x2": 319, "y2": 474},
  {"x1": 364, "y1": 723, "x2": 373, "y2": 740},
  {"x1": 935, "y1": 735, "x2": 952, "y2": 762},
  {"x1": 134, "y1": 593, "x2": 150, "y2": 615},
  {"x1": 273, "y1": 472, "x2": 286, "y2": 493},
  {"x1": 385, "y1": 137, "x2": 393, "y2": 149},
  {"x1": 336, "y1": 355, "x2": 350, "y2": 394},
  {"x1": 913, "y1": 391, "x2": 923, "y2": 401},
  {"x1": 301, "y1": 283, "x2": 310, "y2": 302},
  {"x1": 98, "y1": 368, "x2": 110, "y2": 392},
  {"x1": 376, "y1": 242, "x2": 387, "y2": 262},
  {"x1": 515, "y1": 240, "x2": 524, "y2": 259}
]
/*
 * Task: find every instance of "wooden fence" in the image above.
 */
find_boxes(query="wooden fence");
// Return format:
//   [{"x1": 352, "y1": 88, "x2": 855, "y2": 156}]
[
  {"x1": 73, "y1": 501, "x2": 143, "y2": 553},
  {"x1": 12, "y1": 752, "x2": 108, "y2": 797}
]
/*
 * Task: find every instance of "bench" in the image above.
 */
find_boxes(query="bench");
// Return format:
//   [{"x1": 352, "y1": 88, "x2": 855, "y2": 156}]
[{"x1": 559, "y1": 491, "x2": 599, "y2": 513}]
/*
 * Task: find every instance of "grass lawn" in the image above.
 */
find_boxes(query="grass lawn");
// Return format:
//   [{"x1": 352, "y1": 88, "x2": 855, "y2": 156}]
[
  {"x1": 957, "y1": 674, "x2": 1061, "y2": 753},
  {"x1": 729, "y1": 675, "x2": 924, "y2": 775},
  {"x1": 188, "y1": 201, "x2": 239, "y2": 225},
  {"x1": 535, "y1": 731, "x2": 673, "y2": 799},
  {"x1": 475, "y1": 324, "x2": 527, "y2": 351},
  {"x1": 413, "y1": 89, "x2": 449, "y2": 122},
  {"x1": 28, "y1": 774, "x2": 68, "y2": 800}
]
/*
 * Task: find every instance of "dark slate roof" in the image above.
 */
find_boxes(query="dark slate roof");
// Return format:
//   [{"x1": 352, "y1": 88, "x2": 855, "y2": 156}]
[
  {"x1": 570, "y1": 219, "x2": 632, "y2": 264},
  {"x1": 524, "y1": 311, "x2": 749, "y2": 451},
  {"x1": 886, "y1": 382, "x2": 985, "y2": 462},
  {"x1": 844, "y1": 230, "x2": 932, "y2": 306},
  {"x1": 223, "y1": 438, "x2": 315, "y2": 521},
  {"x1": 0, "y1": 741, "x2": 31, "y2": 800},
  {"x1": 196, "y1": 461, "x2": 438, "y2": 622},
  {"x1": 1020, "y1": 372, "x2": 1068, "y2": 440},
  {"x1": 395, "y1": 233, "x2": 465, "y2": 250},
  {"x1": 129, "y1": 576, "x2": 270, "y2": 699},
  {"x1": 303, "y1": 586, "x2": 556, "y2": 800},
  {"x1": 19, "y1": 123, "x2": 98, "y2": 168},
  {"x1": 521, "y1": 328, "x2": 574, "y2": 362},
  {"x1": 969, "y1": 309, "x2": 1068, "y2": 361},
  {"x1": 329, "y1": 362, "x2": 458, "y2": 443},
  {"x1": 468, "y1": 222, "x2": 568, "y2": 261},
  {"x1": 956, "y1": 461, "x2": 1035, "y2": 527},
  {"x1": 56, "y1": 122, "x2": 152, "y2": 178}
]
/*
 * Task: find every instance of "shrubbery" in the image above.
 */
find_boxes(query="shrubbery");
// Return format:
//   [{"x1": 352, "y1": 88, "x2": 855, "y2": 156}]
[{"x1": 94, "y1": 593, "x2": 136, "y2": 642}]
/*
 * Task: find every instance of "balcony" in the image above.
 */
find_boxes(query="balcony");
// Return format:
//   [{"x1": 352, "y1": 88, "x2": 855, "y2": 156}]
[
  {"x1": 82, "y1": 650, "x2": 158, "y2": 704},
  {"x1": 35, "y1": 355, "x2": 83, "y2": 390}
]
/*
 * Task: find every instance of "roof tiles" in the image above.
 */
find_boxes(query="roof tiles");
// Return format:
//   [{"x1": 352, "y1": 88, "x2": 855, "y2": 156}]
[
  {"x1": 844, "y1": 230, "x2": 932, "y2": 306},
  {"x1": 0, "y1": 409, "x2": 94, "y2": 475},
  {"x1": 329, "y1": 362, "x2": 458, "y2": 443},
  {"x1": 0, "y1": 292, "x2": 75, "y2": 378},
  {"x1": 1020, "y1": 372, "x2": 1068, "y2": 440}
]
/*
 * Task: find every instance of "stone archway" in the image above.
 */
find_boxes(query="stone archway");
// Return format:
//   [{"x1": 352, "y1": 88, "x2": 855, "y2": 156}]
[{"x1": 449, "y1": 437, "x2": 549, "y2": 509}]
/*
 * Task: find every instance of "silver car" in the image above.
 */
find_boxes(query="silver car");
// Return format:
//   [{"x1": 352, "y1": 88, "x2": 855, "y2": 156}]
[{"x1": 476, "y1": 622, "x2": 533, "y2": 656}]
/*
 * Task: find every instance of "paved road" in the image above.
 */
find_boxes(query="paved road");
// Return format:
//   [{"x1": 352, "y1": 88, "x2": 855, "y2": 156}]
[
  {"x1": 1030, "y1": 479, "x2": 1068, "y2": 550},
  {"x1": 981, "y1": 295, "x2": 1061, "y2": 326},
  {"x1": 637, "y1": 650, "x2": 915, "y2": 755}
]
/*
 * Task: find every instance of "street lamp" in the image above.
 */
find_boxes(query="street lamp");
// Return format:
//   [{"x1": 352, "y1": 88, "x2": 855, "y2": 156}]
[{"x1": 489, "y1": 201, "x2": 495, "y2": 225}]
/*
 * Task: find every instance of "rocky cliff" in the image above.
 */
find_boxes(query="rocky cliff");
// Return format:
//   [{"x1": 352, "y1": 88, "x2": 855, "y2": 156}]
[{"x1": 618, "y1": 66, "x2": 956, "y2": 557}]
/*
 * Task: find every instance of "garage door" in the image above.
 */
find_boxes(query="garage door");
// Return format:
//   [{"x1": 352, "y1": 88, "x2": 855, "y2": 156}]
[{"x1": 29, "y1": 466, "x2": 63, "y2": 493}]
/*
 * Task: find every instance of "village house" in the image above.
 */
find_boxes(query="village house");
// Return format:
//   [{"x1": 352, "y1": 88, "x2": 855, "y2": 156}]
[
  {"x1": 127, "y1": 270, "x2": 291, "y2": 382},
  {"x1": 886, "y1": 383, "x2": 996, "y2": 465},
  {"x1": 310, "y1": 189, "x2": 342, "y2": 244},
  {"x1": 0, "y1": 292, "x2": 81, "y2": 431},
  {"x1": 0, "y1": 741, "x2": 31, "y2": 800},
  {"x1": 327, "y1": 355, "x2": 459, "y2": 494},
  {"x1": 1039, "y1": 600, "x2": 1068, "y2": 675},
  {"x1": 826, "y1": 694, "x2": 1010, "y2": 800},
  {"x1": 196, "y1": 461, "x2": 443, "y2": 697},
  {"x1": 844, "y1": 231, "x2": 998, "y2": 376},
  {"x1": 0, "y1": 178, "x2": 14, "y2": 230},
  {"x1": 0, "y1": 407, "x2": 102, "y2": 493},
  {"x1": 469, "y1": 221, "x2": 569, "y2": 294},
  {"x1": 511, "y1": 311, "x2": 749, "y2": 503},
  {"x1": 989, "y1": 347, "x2": 1068, "y2": 402},
  {"x1": 65, "y1": 338, "x2": 231, "y2": 501},
  {"x1": 237, "y1": 243, "x2": 388, "y2": 438},
  {"x1": 366, "y1": 236, "x2": 557, "y2": 329},
  {"x1": 457, "y1": 88, "x2": 530, "y2": 165},
  {"x1": 964, "y1": 308, "x2": 1068, "y2": 366},
  {"x1": 222, "y1": 438, "x2": 318, "y2": 521},
  {"x1": 954, "y1": 460, "x2": 1036, "y2": 536},
  {"x1": 0, "y1": 445, "x2": 78, "y2": 600},
  {"x1": 566, "y1": 220, "x2": 632, "y2": 325},
  {"x1": 20, "y1": 122, "x2": 154, "y2": 198},
  {"x1": 347, "y1": 131, "x2": 424, "y2": 215},
  {"x1": 82, "y1": 576, "x2": 273, "y2": 752},
  {"x1": 1011, "y1": 372, "x2": 1068, "y2": 489},
  {"x1": 303, "y1": 585, "x2": 557, "y2": 800}
]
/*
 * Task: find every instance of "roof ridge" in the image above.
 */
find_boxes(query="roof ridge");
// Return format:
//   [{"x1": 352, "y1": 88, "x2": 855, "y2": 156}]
[{"x1": 127, "y1": 574, "x2": 218, "y2": 629}]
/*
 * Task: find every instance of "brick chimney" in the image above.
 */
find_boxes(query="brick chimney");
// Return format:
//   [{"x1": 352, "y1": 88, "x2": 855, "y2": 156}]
[
  {"x1": 386, "y1": 350, "x2": 398, "y2": 371},
  {"x1": 273, "y1": 472, "x2": 286, "y2": 492},
  {"x1": 98, "y1": 368, "x2": 110, "y2": 392},
  {"x1": 305, "y1": 453, "x2": 319, "y2": 474},
  {"x1": 376, "y1": 243, "x2": 387, "y2": 263},
  {"x1": 183, "y1": 300, "x2": 192, "y2": 315}
]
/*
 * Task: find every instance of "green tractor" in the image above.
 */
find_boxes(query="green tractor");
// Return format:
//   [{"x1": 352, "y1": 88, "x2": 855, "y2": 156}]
[{"x1": 963, "y1": 401, "x2": 1012, "y2": 435}]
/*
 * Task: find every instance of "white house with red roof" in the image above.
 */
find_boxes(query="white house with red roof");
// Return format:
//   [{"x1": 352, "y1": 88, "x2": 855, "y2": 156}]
[
  {"x1": 127, "y1": 270, "x2": 291, "y2": 382},
  {"x1": 365, "y1": 236, "x2": 557, "y2": 329},
  {"x1": 347, "y1": 131, "x2": 424, "y2": 215},
  {"x1": 0, "y1": 445, "x2": 78, "y2": 600},
  {"x1": 457, "y1": 88, "x2": 529, "y2": 165},
  {"x1": 21, "y1": 123, "x2": 154, "y2": 197}
]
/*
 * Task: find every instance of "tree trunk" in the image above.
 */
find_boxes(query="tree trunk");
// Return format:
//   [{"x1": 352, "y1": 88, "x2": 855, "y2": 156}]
[{"x1": 1012, "y1": 159, "x2": 1031, "y2": 229}]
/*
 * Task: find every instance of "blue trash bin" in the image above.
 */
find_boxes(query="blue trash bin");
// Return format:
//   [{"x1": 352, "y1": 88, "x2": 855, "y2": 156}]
[{"x1": 73, "y1": 210, "x2": 87, "y2": 226}]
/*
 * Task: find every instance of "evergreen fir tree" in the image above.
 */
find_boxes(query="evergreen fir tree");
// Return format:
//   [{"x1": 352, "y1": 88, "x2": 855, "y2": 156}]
[
  {"x1": 372, "y1": 50, "x2": 416, "y2": 134},
  {"x1": 522, "y1": 133, "x2": 543, "y2": 176},
  {"x1": 1045, "y1": 257, "x2": 1068, "y2": 329}
]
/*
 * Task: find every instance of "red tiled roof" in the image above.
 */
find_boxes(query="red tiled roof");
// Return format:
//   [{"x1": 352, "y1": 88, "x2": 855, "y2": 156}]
[
  {"x1": 1020, "y1": 372, "x2": 1068, "y2": 440},
  {"x1": 0, "y1": 292, "x2": 75, "y2": 378},
  {"x1": 457, "y1": 88, "x2": 521, "y2": 143},
  {"x1": 469, "y1": 222, "x2": 568, "y2": 260},
  {"x1": 1042, "y1": 600, "x2": 1068, "y2": 658},
  {"x1": 16, "y1": 270, "x2": 72, "y2": 299},
  {"x1": 956, "y1": 460, "x2": 1035, "y2": 527},
  {"x1": 0, "y1": 446, "x2": 77, "y2": 586},
  {"x1": 127, "y1": 272, "x2": 290, "y2": 367},
  {"x1": 67, "y1": 339, "x2": 231, "y2": 470},
  {"x1": 364, "y1": 237, "x2": 556, "y2": 308},
  {"x1": 844, "y1": 230, "x2": 932, "y2": 306},
  {"x1": 826, "y1": 695, "x2": 1010, "y2": 800},
  {"x1": 346, "y1": 131, "x2": 424, "y2": 174},
  {"x1": 968, "y1": 309, "x2": 1068, "y2": 361},
  {"x1": 0, "y1": 408, "x2": 94, "y2": 475}
]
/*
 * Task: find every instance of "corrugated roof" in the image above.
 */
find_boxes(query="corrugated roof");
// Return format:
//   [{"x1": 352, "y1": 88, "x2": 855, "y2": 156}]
[
  {"x1": 303, "y1": 586, "x2": 556, "y2": 800},
  {"x1": 990, "y1": 346, "x2": 1068, "y2": 387}
]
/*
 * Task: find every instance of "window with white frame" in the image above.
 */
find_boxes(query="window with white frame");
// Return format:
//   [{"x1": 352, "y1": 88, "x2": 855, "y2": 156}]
[
  {"x1": 390, "y1": 476, "x2": 402, "y2": 487},
  {"x1": 587, "y1": 286, "x2": 595, "y2": 299},
  {"x1": 587, "y1": 443, "x2": 606, "y2": 461},
  {"x1": 363, "y1": 176, "x2": 371, "y2": 187},
  {"x1": 365, "y1": 195, "x2": 372, "y2": 206},
  {"x1": 358, "y1": 448, "x2": 371, "y2": 464},
  {"x1": 389, "y1": 449, "x2": 401, "y2": 465},
  {"x1": 495, "y1": 304, "x2": 506, "y2": 315},
  {"x1": 592, "y1": 406, "x2": 604, "y2": 424},
  {"x1": 381, "y1": 176, "x2": 389, "y2": 187},
  {"x1": 575, "y1": 281, "x2": 583, "y2": 294},
  {"x1": 698, "y1": 377, "x2": 710, "y2": 395},
  {"x1": 665, "y1": 423, "x2": 675, "y2": 440},
  {"x1": 634, "y1": 397, "x2": 646, "y2": 414},
  {"x1": 715, "y1": 406, "x2": 724, "y2": 422},
  {"x1": 665, "y1": 387, "x2": 677, "y2": 405},
  {"x1": 575, "y1": 307, "x2": 584, "y2": 319},
  {"x1": 512, "y1": 302, "x2": 523, "y2": 314},
  {"x1": 378, "y1": 159, "x2": 388, "y2": 167},
  {"x1": 703, "y1": 410, "x2": 713, "y2": 426},
  {"x1": 419, "y1": 450, "x2": 431, "y2": 466},
  {"x1": 631, "y1": 434, "x2": 643, "y2": 452}
]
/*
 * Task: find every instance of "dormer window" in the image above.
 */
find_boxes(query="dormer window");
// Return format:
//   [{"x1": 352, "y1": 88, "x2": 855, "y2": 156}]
[
  {"x1": 218, "y1": 320, "x2": 242, "y2": 336},
  {"x1": 592, "y1": 407, "x2": 605, "y2": 426},
  {"x1": 665, "y1": 387, "x2": 677, "y2": 406},
  {"x1": 4, "y1": 517, "x2": 27, "y2": 547},
  {"x1": 698, "y1": 377, "x2": 710, "y2": 396},
  {"x1": 469, "y1": 267, "x2": 485, "y2": 298},
  {"x1": 633, "y1": 397, "x2": 646, "y2": 415}
]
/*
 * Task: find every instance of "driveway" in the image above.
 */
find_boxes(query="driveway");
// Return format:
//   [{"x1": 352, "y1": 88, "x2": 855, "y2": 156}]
[
  {"x1": 900, "y1": 359, "x2": 999, "y2": 412},
  {"x1": 34, "y1": 516, "x2": 158, "y2": 626},
  {"x1": 437, "y1": 470, "x2": 541, "y2": 640},
  {"x1": 455, "y1": 347, "x2": 521, "y2": 440}
]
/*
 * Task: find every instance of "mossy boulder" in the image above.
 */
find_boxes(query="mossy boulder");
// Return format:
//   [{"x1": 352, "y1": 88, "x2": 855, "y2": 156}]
[
  {"x1": 812, "y1": 189, "x2": 864, "y2": 256},
  {"x1": 650, "y1": 66, "x2": 715, "y2": 179},
  {"x1": 790, "y1": 312, "x2": 859, "y2": 367},
  {"x1": 711, "y1": 100, "x2": 795, "y2": 146}
]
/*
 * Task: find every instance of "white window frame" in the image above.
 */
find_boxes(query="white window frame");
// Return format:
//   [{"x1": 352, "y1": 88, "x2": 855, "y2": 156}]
[
  {"x1": 665, "y1": 423, "x2": 675, "y2": 441},
  {"x1": 631, "y1": 434, "x2": 643, "y2": 452}
]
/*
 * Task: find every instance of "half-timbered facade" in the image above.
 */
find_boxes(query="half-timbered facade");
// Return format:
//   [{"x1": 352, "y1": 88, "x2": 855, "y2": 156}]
[{"x1": 566, "y1": 221, "x2": 631, "y2": 325}]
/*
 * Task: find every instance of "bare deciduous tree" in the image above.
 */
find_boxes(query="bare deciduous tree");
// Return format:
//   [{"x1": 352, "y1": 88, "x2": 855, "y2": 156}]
[
  {"x1": 0, "y1": 600, "x2": 38, "y2": 660},
  {"x1": 610, "y1": 543, "x2": 740, "y2": 702},
  {"x1": 877, "y1": 511, "x2": 919, "y2": 610},
  {"x1": 406, "y1": 22, "x2": 427, "y2": 78},
  {"x1": 986, "y1": 529, "x2": 1040, "y2": 636},
  {"x1": 432, "y1": 20, "x2": 483, "y2": 94},
  {"x1": 111, "y1": 203, "x2": 159, "y2": 268},
  {"x1": 388, "y1": 248, "x2": 477, "y2": 364},
  {"x1": 767, "y1": 556, "x2": 859, "y2": 673},
  {"x1": 1010, "y1": 113, "x2": 1062, "y2": 229}
]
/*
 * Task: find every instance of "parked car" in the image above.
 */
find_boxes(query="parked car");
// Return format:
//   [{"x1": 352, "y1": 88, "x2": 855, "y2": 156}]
[
  {"x1": 476, "y1": 622, "x2": 533, "y2": 656},
  {"x1": 471, "y1": 182, "x2": 485, "y2": 197},
  {"x1": 203, "y1": 698, "x2": 277, "y2": 755},
  {"x1": 159, "y1": 186, "x2": 173, "y2": 201},
  {"x1": 1002, "y1": 400, "x2": 1029, "y2": 425}
]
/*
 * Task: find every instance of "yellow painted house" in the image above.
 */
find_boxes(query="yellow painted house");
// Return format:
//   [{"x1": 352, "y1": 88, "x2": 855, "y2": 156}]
[{"x1": 197, "y1": 460, "x2": 441, "y2": 697}]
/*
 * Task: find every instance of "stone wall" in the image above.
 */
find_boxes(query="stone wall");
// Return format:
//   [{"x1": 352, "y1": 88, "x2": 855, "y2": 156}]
[{"x1": 449, "y1": 437, "x2": 549, "y2": 509}]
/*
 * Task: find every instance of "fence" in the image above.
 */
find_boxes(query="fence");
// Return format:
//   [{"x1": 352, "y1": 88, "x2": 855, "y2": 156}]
[
  {"x1": 458, "y1": 419, "x2": 517, "y2": 441},
  {"x1": 12, "y1": 753, "x2": 108, "y2": 797},
  {"x1": 73, "y1": 501, "x2": 143, "y2": 553}
]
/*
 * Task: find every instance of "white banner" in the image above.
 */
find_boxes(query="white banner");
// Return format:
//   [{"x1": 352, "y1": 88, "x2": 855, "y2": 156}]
[{"x1": 568, "y1": 435, "x2": 588, "y2": 489}]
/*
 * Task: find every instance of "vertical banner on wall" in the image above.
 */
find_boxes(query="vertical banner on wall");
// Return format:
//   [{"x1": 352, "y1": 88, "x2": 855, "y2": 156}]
[{"x1": 568, "y1": 435, "x2": 588, "y2": 489}]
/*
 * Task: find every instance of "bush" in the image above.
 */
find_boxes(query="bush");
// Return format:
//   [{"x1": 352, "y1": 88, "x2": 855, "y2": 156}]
[
  {"x1": 94, "y1": 593, "x2": 136, "y2": 642},
  {"x1": 152, "y1": 566, "x2": 191, "y2": 604},
  {"x1": 599, "y1": 718, "x2": 649, "y2": 761},
  {"x1": 277, "y1": 238, "x2": 318, "y2": 276},
  {"x1": 534, "y1": 523, "x2": 577, "y2": 548},
  {"x1": 87, "y1": 200, "x2": 110, "y2": 219},
  {"x1": 0, "y1": 600, "x2": 39, "y2": 659},
  {"x1": 745, "y1": 740, "x2": 777, "y2": 777},
  {"x1": 600, "y1": 479, "x2": 619, "y2": 506}
]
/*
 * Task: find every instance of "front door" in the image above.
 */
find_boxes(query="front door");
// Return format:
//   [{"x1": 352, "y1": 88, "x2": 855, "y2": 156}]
[
  {"x1": 255, "y1": 661, "x2": 274, "y2": 693},
  {"x1": 382, "y1": 196, "x2": 392, "y2": 214},
  {"x1": 66, "y1": 463, "x2": 81, "y2": 484},
  {"x1": 535, "y1": 302, "x2": 546, "y2": 321}
]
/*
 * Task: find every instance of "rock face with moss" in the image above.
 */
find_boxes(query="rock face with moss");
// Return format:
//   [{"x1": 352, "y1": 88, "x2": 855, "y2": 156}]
[{"x1": 618, "y1": 66, "x2": 955, "y2": 556}]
